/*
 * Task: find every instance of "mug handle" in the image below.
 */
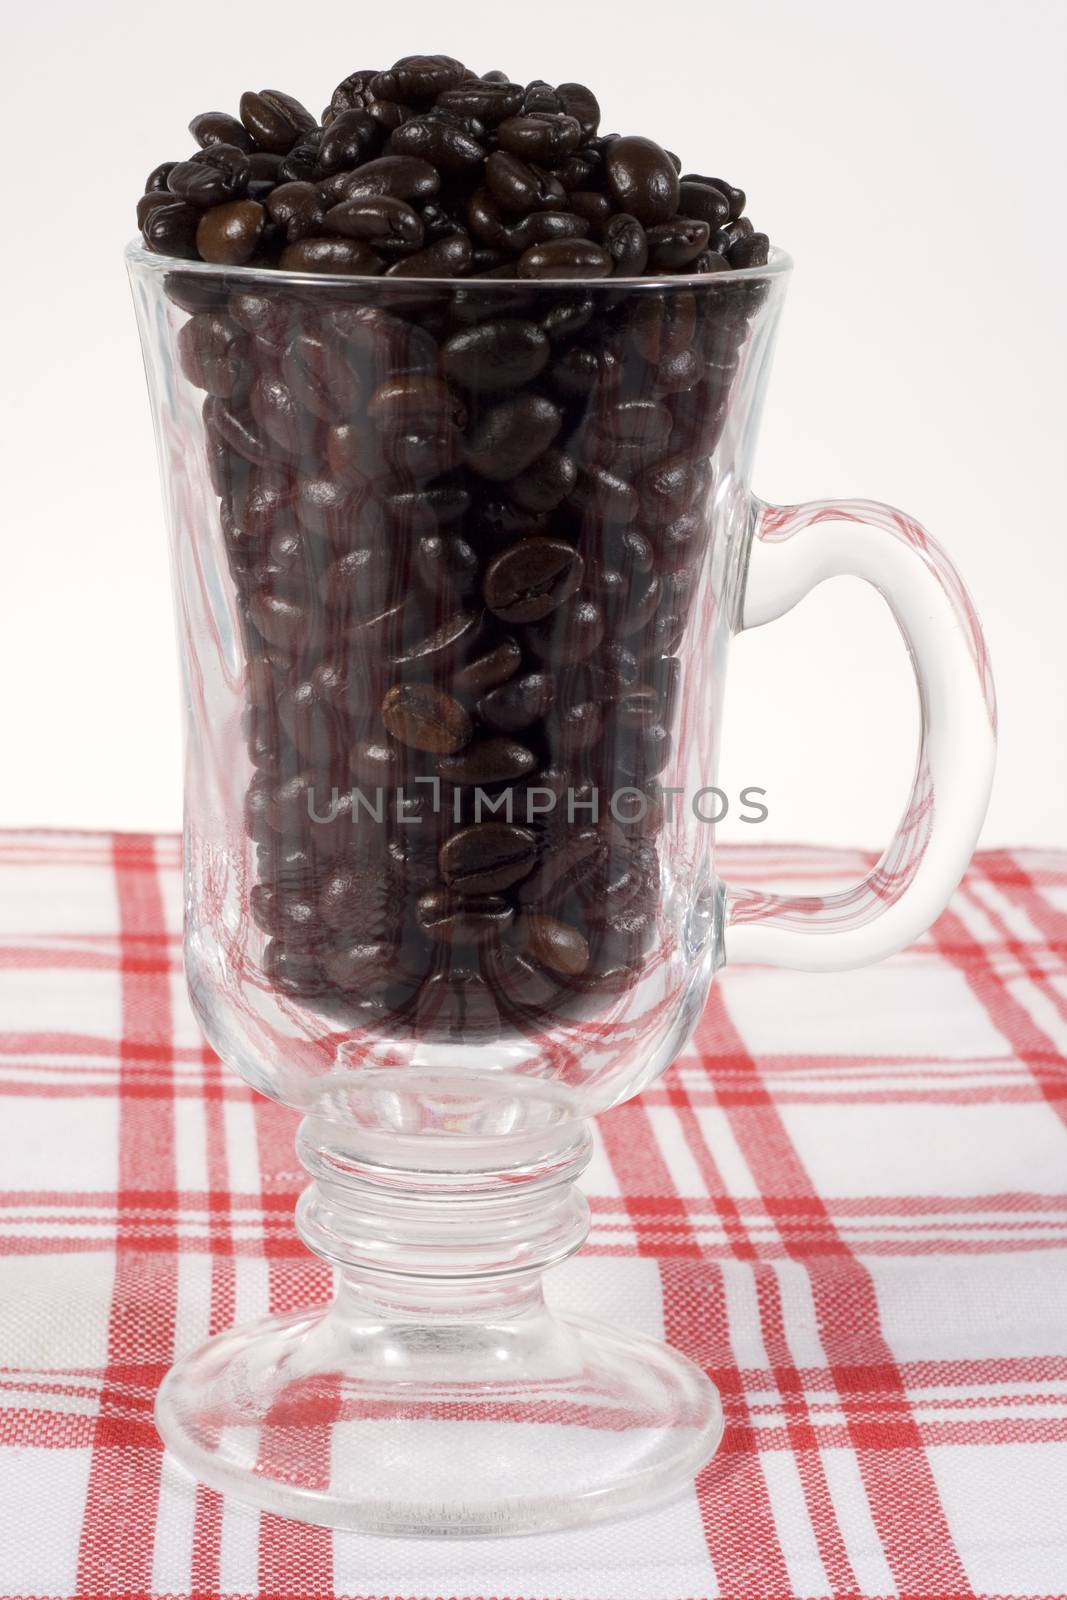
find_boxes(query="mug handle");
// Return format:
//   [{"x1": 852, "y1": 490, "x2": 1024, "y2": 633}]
[{"x1": 723, "y1": 497, "x2": 996, "y2": 970}]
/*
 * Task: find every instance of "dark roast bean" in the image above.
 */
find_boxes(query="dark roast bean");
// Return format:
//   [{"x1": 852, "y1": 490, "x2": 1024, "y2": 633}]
[
  {"x1": 639, "y1": 453, "x2": 711, "y2": 518},
  {"x1": 510, "y1": 448, "x2": 577, "y2": 512},
  {"x1": 603, "y1": 213, "x2": 649, "y2": 275},
  {"x1": 239, "y1": 89, "x2": 314, "y2": 154},
  {"x1": 438, "y1": 738, "x2": 537, "y2": 786},
  {"x1": 388, "y1": 114, "x2": 485, "y2": 170},
  {"x1": 568, "y1": 190, "x2": 613, "y2": 224},
  {"x1": 464, "y1": 395, "x2": 562, "y2": 479},
  {"x1": 415, "y1": 532, "x2": 479, "y2": 597},
  {"x1": 524, "y1": 594, "x2": 605, "y2": 664},
  {"x1": 368, "y1": 374, "x2": 463, "y2": 431},
  {"x1": 503, "y1": 210, "x2": 590, "y2": 253},
  {"x1": 436, "y1": 81, "x2": 525, "y2": 122},
  {"x1": 441, "y1": 317, "x2": 549, "y2": 391},
  {"x1": 728, "y1": 231, "x2": 770, "y2": 268},
  {"x1": 556, "y1": 83, "x2": 601, "y2": 140},
  {"x1": 278, "y1": 237, "x2": 382, "y2": 273},
  {"x1": 375, "y1": 54, "x2": 467, "y2": 102},
  {"x1": 518, "y1": 238, "x2": 613, "y2": 279},
  {"x1": 484, "y1": 151, "x2": 563, "y2": 214},
  {"x1": 521, "y1": 913, "x2": 589, "y2": 976},
  {"x1": 324, "y1": 195, "x2": 424, "y2": 252},
  {"x1": 599, "y1": 399, "x2": 672, "y2": 444},
  {"x1": 496, "y1": 114, "x2": 582, "y2": 164},
  {"x1": 283, "y1": 330, "x2": 362, "y2": 420},
  {"x1": 316, "y1": 109, "x2": 381, "y2": 172},
  {"x1": 324, "y1": 940, "x2": 396, "y2": 992},
  {"x1": 381, "y1": 682, "x2": 471, "y2": 754},
  {"x1": 142, "y1": 199, "x2": 200, "y2": 257},
  {"x1": 336, "y1": 154, "x2": 441, "y2": 203},
  {"x1": 319, "y1": 861, "x2": 393, "y2": 934},
  {"x1": 630, "y1": 291, "x2": 697, "y2": 359},
  {"x1": 384, "y1": 233, "x2": 473, "y2": 277},
  {"x1": 677, "y1": 180, "x2": 731, "y2": 229},
  {"x1": 168, "y1": 145, "x2": 251, "y2": 208},
  {"x1": 484, "y1": 537, "x2": 583, "y2": 622},
  {"x1": 177, "y1": 313, "x2": 247, "y2": 396},
  {"x1": 646, "y1": 218, "x2": 710, "y2": 269},
  {"x1": 145, "y1": 161, "x2": 178, "y2": 192},
  {"x1": 477, "y1": 672, "x2": 555, "y2": 732},
  {"x1": 682, "y1": 173, "x2": 746, "y2": 219},
  {"x1": 439, "y1": 823, "x2": 539, "y2": 893},
  {"x1": 391, "y1": 608, "x2": 484, "y2": 672},
  {"x1": 266, "y1": 181, "x2": 326, "y2": 242},
  {"x1": 453, "y1": 637, "x2": 523, "y2": 695},
  {"x1": 416, "y1": 889, "x2": 514, "y2": 946},
  {"x1": 606, "y1": 136, "x2": 679, "y2": 225}
]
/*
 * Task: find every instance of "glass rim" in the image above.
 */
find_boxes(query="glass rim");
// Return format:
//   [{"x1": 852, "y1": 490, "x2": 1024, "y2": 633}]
[{"x1": 124, "y1": 238, "x2": 793, "y2": 291}]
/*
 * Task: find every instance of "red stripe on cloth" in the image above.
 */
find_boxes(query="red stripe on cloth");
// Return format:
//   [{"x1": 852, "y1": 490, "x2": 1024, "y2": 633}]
[
  {"x1": 76, "y1": 835, "x2": 178, "y2": 1597},
  {"x1": 695, "y1": 987, "x2": 974, "y2": 1597}
]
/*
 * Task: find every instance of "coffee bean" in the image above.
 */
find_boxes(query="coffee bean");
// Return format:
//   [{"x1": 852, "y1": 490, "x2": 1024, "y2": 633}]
[
  {"x1": 465, "y1": 395, "x2": 562, "y2": 479},
  {"x1": 517, "y1": 238, "x2": 613, "y2": 279},
  {"x1": 142, "y1": 199, "x2": 200, "y2": 257},
  {"x1": 336, "y1": 154, "x2": 441, "y2": 203},
  {"x1": 521, "y1": 912, "x2": 589, "y2": 976},
  {"x1": 646, "y1": 217, "x2": 710, "y2": 269},
  {"x1": 510, "y1": 448, "x2": 577, "y2": 512},
  {"x1": 315, "y1": 108, "x2": 380, "y2": 172},
  {"x1": 441, "y1": 319, "x2": 549, "y2": 391},
  {"x1": 388, "y1": 114, "x2": 485, "y2": 170},
  {"x1": 677, "y1": 180, "x2": 731, "y2": 229},
  {"x1": 477, "y1": 672, "x2": 555, "y2": 732},
  {"x1": 728, "y1": 231, "x2": 770, "y2": 268},
  {"x1": 239, "y1": 89, "x2": 314, "y2": 154},
  {"x1": 438, "y1": 737, "x2": 537, "y2": 786},
  {"x1": 176, "y1": 312, "x2": 247, "y2": 396},
  {"x1": 391, "y1": 608, "x2": 485, "y2": 673},
  {"x1": 384, "y1": 233, "x2": 473, "y2": 277},
  {"x1": 278, "y1": 237, "x2": 383, "y2": 273},
  {"x1": 266, "y1": 180, "x2": 326, "y2": 241},
  {"x1": 416, "y1": 889, "x2": 514, "y2": 946},
  {"x1": 368, "y1": 374, "x2": 463, "y2": 431},
  {"x1": 439, "y1": 822, "x2": 539, "y2": 893},
  {"x1": 682, "y1": 172, "x2": 745, "y2": 219},
  {"x1": 381, "y1": 682, "x2": 471, "y2": 754},
  {"x1": 453, "y1": 637, "x2": 522, "y2": 695},
  {"x1": 483, "y1": 537, "x2": 583, "y2": 623},
  {"x1": 324, "y1": 195, "x2": 424, "y2": 252},
  {"x1": 605, "y1": 136, "x2": 679, "y2": 225},
  {"x1": 168, "y1": 145, "x2": 251, "y2": 208},
  {"x1": 525, "y1": 594, "x2": 605, "y2": 664}
]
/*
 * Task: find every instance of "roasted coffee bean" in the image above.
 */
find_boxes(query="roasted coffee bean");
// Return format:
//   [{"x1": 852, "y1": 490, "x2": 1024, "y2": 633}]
[
  {"x1": 568, "y1": 189, "x2": 613, "y2": 224},
  {"x1": 368, "y1": 374, "x2": 464, "y2": 431},
  {"x1": 605, "y1": 135, "x2": 679, "y2": 225},
  {"x1": 630, "y1": 291, "x2": 697, "y2": 360},
  {"x1": 283, "y1": 331, "x2": 362, "y2": 420},
  {"x1": 384, "y1": 233, "x2": 473, "y2": 277},
  {"x1": 142, "y1": 199, "x2": 200, "y2": 257},
  {"x1": 510, "y1": 448, "x2": 577, "y2": 512},
  {"x1": 547, "y1": 698, "x2": 603, "y2": 754},
  {"x1": 374, "y1": 54, "x2": 467, "y2": 102},
  {"x1": 177, "y1": 312, "x2": 247, "y2": 396},
  {"x1": 319, "y1": 860, "x2": 393, "y2": 934},
  {"x1": 391, "y1": 608, "x2": 484, "y2": 673},
  {"x1": 350, "y1": 734, "x2": 400, "y2": 787},
  {"x1": 484, "y1": 150, "x2": 562, "y2": 214},
  {"x1": 556, "y1": 83, "x2": 601, "y2": 140},
  {"x1": 477, "y1": 671, "x2": 555, "y2": 732},
  {"x1": 263, "y1": 942, "x2": 328, "y2": 996},
  {"x1": 437, "y1": 80, "x2": 524, "y2": 123},
  {"x1": 388, "y1": 114, "x2": 485, "y2": 169},
  {"x1": 145, "y1": 160, "x2": 179, "y2": 192},
  {"x1": 438, "y1": 737, "x2": 537, "y2": 786},
  {"x1": 323, "y1": 940, "x2": 396, "y2": 992},
  {"x1": 483, "y1": 537, "x2": 583, "y2": 622},
  {"x1": 324, "y1": 195, "x2": 424, "y2": 252},
  {"x1": 266, "y1": 181, "x2": 326, "y2": 242},
  {"x1": 439, "y1": 822, "x2": 538, "y2": 893},
  {"x1": 315, "y1": 108, "x2": 380, "y2": 172},
  {"x1": 646, "y1": 217, "x2": 710, "y2": 270},
  {"x1": 239, "y1": 89, "x2": 315, "y2": 154},
  {"x1": 415, "y1": 532, "x2": 479, "y2": 596},
  {"x1": 503, "y1": 210, "x2": 590, "y2": 253},
  {"x1": 682, "y1": 172, "x2": 745, "y2": 219},
  {"x1": 416, "y1": 889, "x2": 514, "y2": 946},
  {"x1": 728, "y1": 231, "x2": 770, "y2": 268},
  {"x1": 677, "y1": 180, "x2": 731, "y2": 229},
  {"x1": 524, "y1": 594, "x2": 605, "y2": 664},
  {"x1": 496, "y1": 113, "x2": 582, "y2": 164},
  {"x1": 381, "y1": 682, "x2": 471, "y2": 753},
  {"x1": 639, "y1": 453, "x2": 711, "y2": 518},
  {"x1": 453, "y1": 637, "x2": 523, "y2": 695},
  {"x1": 168, "y1": 144, "x2": 251, "y2": 208},
  {"x1": 441, "y1": 318, "x2": 549, "y2": 390},
  {"x1": 603, "y1": 213, "x2": 649, "y2": 275},
  {"x1": 465, "y1": 395, "x2": 562, "y2": 479},
  {"x1": 518, "y1": 238, "x2": 613, "y2": 279},
  {"x1": 521, "y1": 912, "x2": 589, "y2": 976},
  {"x1": 278, "y1": 237, "x2": 382, "y2": 273},
  {"x1": 572, "y1": 465, "x2": 640, "y2": 524},
  {"x1": 336, "y1": 154, "x2": 441, "y2": 202}
]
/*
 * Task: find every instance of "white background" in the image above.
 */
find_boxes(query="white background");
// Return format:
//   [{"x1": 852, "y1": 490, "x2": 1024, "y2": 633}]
[{"x1": 2, "y1": 0, "x2": 1064, "y2": 845}]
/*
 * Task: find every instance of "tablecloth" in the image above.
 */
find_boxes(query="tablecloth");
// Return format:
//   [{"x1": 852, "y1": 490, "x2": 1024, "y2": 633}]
[{"x1": 1, "y1": 830, "x2": 1065, "y2": 1600}]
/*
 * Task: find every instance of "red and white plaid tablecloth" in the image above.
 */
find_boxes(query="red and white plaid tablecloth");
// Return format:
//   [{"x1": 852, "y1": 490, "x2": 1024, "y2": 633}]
[{"x1": 1, "y1": 830, "x2": 1066, "y2": 1600}]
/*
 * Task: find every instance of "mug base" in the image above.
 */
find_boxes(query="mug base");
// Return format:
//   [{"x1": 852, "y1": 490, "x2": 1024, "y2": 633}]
[{"x1": 155, "y1": 1301, "x2": 724, "y2": 1536}]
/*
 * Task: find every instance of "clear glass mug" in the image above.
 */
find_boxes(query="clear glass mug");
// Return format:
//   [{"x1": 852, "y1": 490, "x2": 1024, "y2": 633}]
[{"x1": 127, "y1": 243, "x2": 995, "y2": 1536}]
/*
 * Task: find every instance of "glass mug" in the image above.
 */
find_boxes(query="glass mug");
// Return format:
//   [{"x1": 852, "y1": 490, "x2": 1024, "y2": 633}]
[{"x1": 128, "y1": 243, "x2": 995, "y2": 1536}]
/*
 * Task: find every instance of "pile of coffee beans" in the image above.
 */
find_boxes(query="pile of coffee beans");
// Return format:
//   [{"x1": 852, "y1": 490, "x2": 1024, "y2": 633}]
[
  {"x1": 141, "y1": 56, "x2": 773, "y2": 1040},
  {"x1": 137, "y1": 55, "x2": 768, "y2": 279}
]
